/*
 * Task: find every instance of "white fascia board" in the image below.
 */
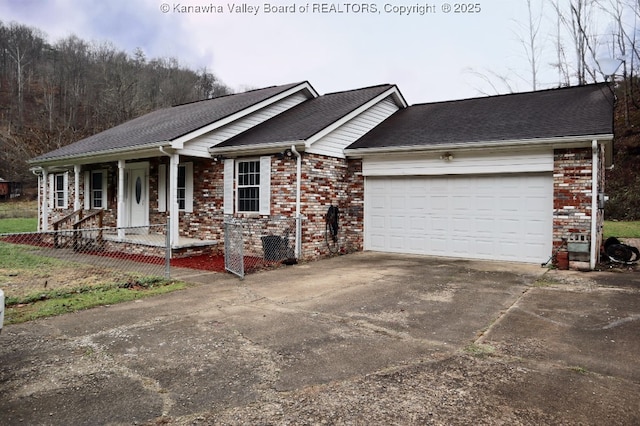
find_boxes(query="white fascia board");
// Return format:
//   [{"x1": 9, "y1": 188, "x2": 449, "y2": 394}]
[
  {"x1": 170, "y1": 82, "x2": 318, "y2": 147},
  {"x1": 209, "y1": 141, "x2": 306, "y2": 157},
  {"x1": 389, "y1": 85, "x2": 409, "y2": 108},
  {"x1": 305, "y1": 86, "x2": 407, "y2": 147},
  {"x1": 28, "y1": 142, "x2": 172, "y2": 168},
  {"x1": 344, "y1": 134, "x2": 615, "y2": 158}
]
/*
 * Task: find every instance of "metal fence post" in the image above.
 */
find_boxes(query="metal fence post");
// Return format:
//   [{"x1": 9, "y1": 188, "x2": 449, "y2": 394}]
[
  {"x1": 165, "y1": 217, "x2": 171, "y2": 278},
  {"x1": 295, "y1": 215, "x2": 302, "y2": 259}
]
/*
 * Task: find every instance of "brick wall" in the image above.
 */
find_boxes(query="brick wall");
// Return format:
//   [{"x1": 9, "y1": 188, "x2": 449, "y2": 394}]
[
  {"x1": 298, "y1": 153, "x2": 364, "y2": 259},
  {"x1": 226, "y1": 153, "x2": 364, "y2": 261},
  {"x1": 179, "y1": 158, "x2": 225, "y2": 242},
  {"x1": 553, "y1": 147, "x2": 599, "y2": 257}
]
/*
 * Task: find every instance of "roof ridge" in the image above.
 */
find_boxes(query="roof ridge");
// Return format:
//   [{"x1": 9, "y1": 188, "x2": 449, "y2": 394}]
[
  {"x1": 410, "y1": 82, "x2": 610, "y2": 107},
  {"x1": 170, "y1": 81, "x2": 308, "y2": 108},
  {"x1": 322, "y1": 83, "x2": 394, "y2": 96}
]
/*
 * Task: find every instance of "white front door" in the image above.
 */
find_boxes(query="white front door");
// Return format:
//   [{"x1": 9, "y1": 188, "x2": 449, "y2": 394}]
[{"x1": 126, "y1": 164, "x2": 149, "y2": 231}]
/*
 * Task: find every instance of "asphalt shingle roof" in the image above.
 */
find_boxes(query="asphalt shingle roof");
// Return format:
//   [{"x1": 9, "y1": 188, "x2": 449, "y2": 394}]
[
  {"x1": 346, "y1": 83, "x2": 614, "y2": 151},
  {"x1": 31, "y1": 82, "x2": 306, "y2": 162},
  {"x1": 215, "y1": 84, "x2": 396, "y2": 148}
]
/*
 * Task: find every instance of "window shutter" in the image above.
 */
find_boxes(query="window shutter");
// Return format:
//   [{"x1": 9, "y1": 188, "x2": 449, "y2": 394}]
[
  {"x1": 49, "y1": 173, "x2": 54, "y2": 208},
  {"x1": 64, "y1": 172, "x2": 69, "y2": 207},
  {"x1": 158, "y1": 164, "x2": 166, "y2": 212},
  {"x1": 185, "y1": 162, "x2": 194, "y2": 213},
  {"x1": 259, "y1": 156, "x2": 271, "y2": 215},
  {"x1": 84, "y1": 171, "x2": 90, "y2": 210},
  {"x1": 223, "y1": 159, "x2": 234, "y2": 215},
  {"x1": 101, "y1": 170, "x2": 108, "y2": 209}
]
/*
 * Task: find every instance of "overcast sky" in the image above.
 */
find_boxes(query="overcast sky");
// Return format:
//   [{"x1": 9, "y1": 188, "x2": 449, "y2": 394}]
[{"x1": 0, "y1": 0, "x2": 619, "y2": 104}]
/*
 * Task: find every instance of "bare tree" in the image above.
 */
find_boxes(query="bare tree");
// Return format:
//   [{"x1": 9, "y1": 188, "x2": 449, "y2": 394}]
[
  {"x1": 515, "y1": 0, "x2": 545, "y2": 90},
  {"x1": 1, "y1": 22, "x2": 46, "y2": 127}
]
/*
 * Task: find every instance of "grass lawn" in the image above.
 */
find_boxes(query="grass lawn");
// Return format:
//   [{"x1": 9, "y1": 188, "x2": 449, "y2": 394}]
[
  {"x1": 0, "y1": 241, "x2": 188, "y2": 325},
  {"x1": 0, "y1": 200, "x2": 38, "y2": 233},
  {"x1": 603, "y1": 221, "x2": 640, "y2": 239},
  {"x1": 0, "y1": 217, "x2": 38, "y2": 233}
]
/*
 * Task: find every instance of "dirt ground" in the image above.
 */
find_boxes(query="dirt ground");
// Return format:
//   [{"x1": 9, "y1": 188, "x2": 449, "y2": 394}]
[{"x1": 1, "y1": 252, "x2": 639, "y2": 425}]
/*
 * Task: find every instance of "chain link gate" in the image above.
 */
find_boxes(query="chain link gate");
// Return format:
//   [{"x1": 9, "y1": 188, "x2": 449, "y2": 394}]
[
  {"x1": 224, "y1": 216, "x2": 301, "y2": 279},
  {"x1": 224, "y1": 219, "x2": 245, "y2": 278}
]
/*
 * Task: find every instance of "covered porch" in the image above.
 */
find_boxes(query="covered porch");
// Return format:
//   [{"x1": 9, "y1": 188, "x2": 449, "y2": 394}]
[{"x1": 31, "y1": 149, "x2": 220, "y2": 255}]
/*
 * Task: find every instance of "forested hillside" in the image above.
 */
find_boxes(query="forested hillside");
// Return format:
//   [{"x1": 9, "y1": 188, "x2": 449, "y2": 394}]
[
  {"x1": 0, "y1": 21, "x2": 231, "y2": 187},
  {"x1": 1, "y1": 18, "x2": 637, "y2": 220},
  {"x1": 606, "y1": 79, "x2": 640, "y2": 220}
]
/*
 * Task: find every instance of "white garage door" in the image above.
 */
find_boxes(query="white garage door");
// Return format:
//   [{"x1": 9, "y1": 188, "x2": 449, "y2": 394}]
[{"x1": 364, "y1": 174, "x2": 553, "y2": 263}]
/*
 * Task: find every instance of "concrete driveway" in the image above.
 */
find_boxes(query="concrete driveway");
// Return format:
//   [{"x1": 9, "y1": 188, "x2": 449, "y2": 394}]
[{"x1": 1, "y1": 252, "x2": 639, "y2": 425}]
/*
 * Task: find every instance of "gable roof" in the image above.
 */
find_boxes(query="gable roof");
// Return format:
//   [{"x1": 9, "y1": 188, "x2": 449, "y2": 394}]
[
  {"x1": 30, "y1": 82, "x2": 311, "y2": 163},
  {"x1": 346, "y1": 83, "x2": 614, "y2": 153},
  {"x1": 211, "y1": 84, "x2": 403, "y2": 152}
]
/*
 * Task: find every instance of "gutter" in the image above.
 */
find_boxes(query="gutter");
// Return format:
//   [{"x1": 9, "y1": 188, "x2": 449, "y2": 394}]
[
  {"x1": 209, "y1": 141, "x2": 306, "y2": 157},
  {"x1": 344, "y1": 134, "x2": 615, "y2": 158},
  {"x1": 28, "y1": 141, "x2": 173, "y2": 167}
]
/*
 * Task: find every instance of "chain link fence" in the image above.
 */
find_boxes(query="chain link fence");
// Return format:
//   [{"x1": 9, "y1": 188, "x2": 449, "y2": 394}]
[
  {"x1": 1, "y1": 224, "x2": 169, "y2": 277},
  {"x1": 224, "y1": 216, "x2": 300, "y2": 279}
]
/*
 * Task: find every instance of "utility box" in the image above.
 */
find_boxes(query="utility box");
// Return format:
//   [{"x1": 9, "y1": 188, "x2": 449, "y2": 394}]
[{"x1": 568, "y1": 234, "x2": 590, "y2": 262}]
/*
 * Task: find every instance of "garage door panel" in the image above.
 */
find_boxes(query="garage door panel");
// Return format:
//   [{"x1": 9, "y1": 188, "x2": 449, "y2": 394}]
[
  {"x1": 390, "y1": 196, "x2": 406, "y2": 210},
  {"x1": 431, "y1": 216, "x2": 449, "y2": 232},
  {"x1": 452, "y1": 217, "x2": 471, "y2": 233},
  {"x1": 408, "y1": 236, "x2": 427, "y2": 251},
  {"x1": 370, "y1": 194, "x2": 387, "y2": 209},
  {"x1": 476, "y1": 239, "x2": 495, "y2": 256},
  {"x1": 390, "y1": 216, "x2": 406, "y2": 231},
  {"x1": 365, "y1": 174, "x2": 552, "y2": 263},
  {"x1": 409, "y1": 216, "x2": 426, "y2": 233},
  {"x1": 430, "y1": 195, "x2": 448, "y2": 210}
]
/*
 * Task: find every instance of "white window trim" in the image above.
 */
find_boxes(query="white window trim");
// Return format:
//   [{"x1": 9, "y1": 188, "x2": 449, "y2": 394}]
[
  {"x1": 84, "y1": 169, "x2": 108, "y2": 210},
  {"x1": 224, "y1": 156, "x2": 271, "y2": 215},
  {"x1": 158, "y1": 162, "x2": 193, "y2": 213},
  {"x1": 49, "y1": 172, "x2": 69, "y2": 210},
  {"x1": 178, "y1": 162, "x2": 194, "y2": 213},
  {"x1": 223, "y1": 159, "x2": 234, "y2": 215}
]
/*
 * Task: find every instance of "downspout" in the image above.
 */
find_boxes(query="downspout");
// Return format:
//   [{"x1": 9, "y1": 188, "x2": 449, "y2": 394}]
[
  {"x1": 291, "y1": 145, "x2": 302, "y2": 259},
  {"x1": 590, "y1": 139, "x2": 599, "y2": 270}
]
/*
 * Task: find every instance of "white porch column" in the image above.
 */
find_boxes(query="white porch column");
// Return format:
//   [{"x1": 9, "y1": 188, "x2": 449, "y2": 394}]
[
  {"x1": 74, "y1": 165, "x2": 81, "y2": 211},
  {"x1": 169, "y1": 153, "x2": 180, "y2": 247},
  {"x1": 41, "y1": 168, "x2": 49, "y2": 231},
  {"x1": 117, "y1": 160, "x2": 125, "y2": 239}
]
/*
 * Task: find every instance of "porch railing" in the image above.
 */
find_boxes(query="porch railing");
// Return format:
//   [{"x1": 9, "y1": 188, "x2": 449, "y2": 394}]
[{"x1": 52, "y1": 209, "x2": 104, "y2": 250}]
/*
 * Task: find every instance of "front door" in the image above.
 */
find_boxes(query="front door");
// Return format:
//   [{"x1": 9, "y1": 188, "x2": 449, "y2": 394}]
[{"x1": 126, "y1": 164, "x2": 149, "y2": 232}]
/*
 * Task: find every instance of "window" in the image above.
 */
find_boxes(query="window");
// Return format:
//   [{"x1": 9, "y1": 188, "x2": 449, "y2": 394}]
[
  {"x1": 91, "y1": 171, "x2": 105, "y2": 208},
  {"x1": 84, "y1": 170, "x2": 107, "y2": 210},
  {"x1": 54, "y1": 174, "x2": 66, "y2": 208},
  {"x1": 157, "y1": 162, "x2": 193, "y2": 213},
  {"x1": 237, "y1": 160, "x2": 260, "y2": 212},
  {"x1": 224, "y1": 157, "x2": 271, "y2": 215}
]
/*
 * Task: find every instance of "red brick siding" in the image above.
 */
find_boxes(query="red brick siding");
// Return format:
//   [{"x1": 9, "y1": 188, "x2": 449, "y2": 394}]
[
  {"x1": 224, "y1": 153, "x2": 364, "y2": 261},
  {"x1": 553, "y1": 148, "x2": 595, "y2": 251},
  {"x1": 298, "y1": 154, "x2": 364, "y2": 259}
]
